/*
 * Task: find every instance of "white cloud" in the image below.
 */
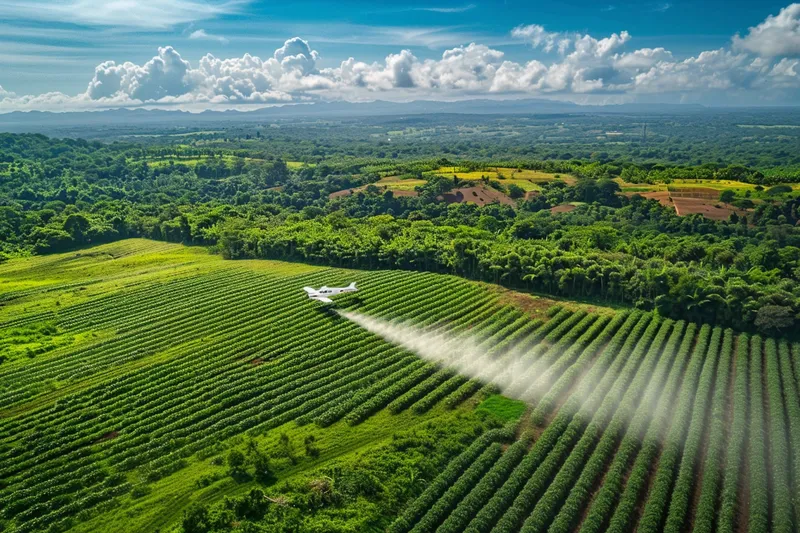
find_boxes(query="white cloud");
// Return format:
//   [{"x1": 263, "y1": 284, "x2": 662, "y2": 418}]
[
  {"x1": 0, "y1": 0, "x2": 247, "y2": 29},
  {"x1": 3, "y1": 5, "x2": 800, "y2": 111},
  {"x1": 512, "y1": 24, "x2": 571, "y2": 53},
  {"x1": 614, "y1": 47, "x2": 673, "y2": 69},
  {"x1": 415, "y1": 4, "x2": 476, "y2": 13},
  {"x1": 771, "y1": 57, "x2": 799, "y2": 76},
  {"x1": 87, "y1": 46, "x2": 194, "y2": 101},
  {"x1": 733, "y1": 3, "x2": 800, "y2": 57},
  {"x1": 189, "y1": 29, "x2": 229, "y2": 45}
]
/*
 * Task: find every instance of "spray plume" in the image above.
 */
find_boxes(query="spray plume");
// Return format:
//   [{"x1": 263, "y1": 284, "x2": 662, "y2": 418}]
[{"x1": 338, "y1": 310, "x2": 554, "y2": 402}]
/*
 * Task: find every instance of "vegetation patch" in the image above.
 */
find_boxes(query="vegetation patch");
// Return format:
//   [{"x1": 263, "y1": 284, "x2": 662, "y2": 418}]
[{"x1": 476, "y1": 395, "x2": 527, "y2": 422}]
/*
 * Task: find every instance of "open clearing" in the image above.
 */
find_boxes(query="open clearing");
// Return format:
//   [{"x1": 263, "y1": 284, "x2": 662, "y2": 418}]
[
  {"x1": 619, "y1": 180, "x2": 760, "y2": 220},
  {"x1": 329, "y1": 179, "x2": 518, "y2": 206},
  {"x1": 429, "y1": 166, "x2": 574, "y2": 190}
]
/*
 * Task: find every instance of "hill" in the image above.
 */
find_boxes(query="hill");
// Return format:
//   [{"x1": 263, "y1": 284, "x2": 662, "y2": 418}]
[
  {"x1": 1, "y1": 240, "x2": 797, "y2": 532},
  {"x1": 0, "y1": 99, "x2": 711, "y2": 134}
]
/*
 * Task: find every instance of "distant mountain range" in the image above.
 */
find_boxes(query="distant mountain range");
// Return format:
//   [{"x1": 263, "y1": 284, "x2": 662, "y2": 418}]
[{"x1": 0, "y1": 98, "x2": 714, "y2": 133}]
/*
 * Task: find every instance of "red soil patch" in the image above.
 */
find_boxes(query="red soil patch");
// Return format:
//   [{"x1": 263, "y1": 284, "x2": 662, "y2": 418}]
[
  {"x1": 550, "y1": 204, "x2": 577, "y2": 214},
  {"x1": 672, "y1": 198, "x2": 742, "y2": 221},
  {"x1": 250, "y1": 358, "x2": 264, "y2": 366},
  {"x1": 95, "y1": 430, "x2": 119, "y2": 443},
  {"x1": 441, "y1": 186, "x2": 515, "y2": 206},
  {"x1": 328, "y1": 186, "x2": 419, "y2": 200},
  {"x1": 669, "y1": 187, "x2": 718, "y2": 199},
  {"x1": 628, "y1": 189, "x2": 752, "y2": 222},
  {"x1": 524, "y1": 190, "x2": 540, "y2": 202},
  {"x1": 329, "y1": 188, "x2": 356, "y2": 199},
  {"x1": 639, "y1": 191, "x2": 674, "y2": 208}
]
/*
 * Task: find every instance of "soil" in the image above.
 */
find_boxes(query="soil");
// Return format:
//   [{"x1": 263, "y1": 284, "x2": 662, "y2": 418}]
[
  {"x1": 440, "y1": 186, "x2": 515, "y2": 206},
  {"x1": 494, "y1": 289, "x2": 558, "y2": 319},
  {"x1": 672, "y1": 198, "x2": 742, "y2": 221},
  {"x1": 550, "y1": 204, "x2": 577, "y2": 214},
  {"x1": 328, "y1": 186, "x2": 420, "y2": 200},
  {"x1": 668, "y1": 187, "x2": 719, "y2": 199},
  {"x1": 638, "y1": 191, "x2": 673, "y2": 207},
  {"x1": 625, "y1": 189, "x2": 750, "y2": 222},
  {"x1": 95, "y1": 430, "x2": 119, "y2": 443},
  {"x1": 524, "y1": 190, "x2": 540, "y2": 201}
]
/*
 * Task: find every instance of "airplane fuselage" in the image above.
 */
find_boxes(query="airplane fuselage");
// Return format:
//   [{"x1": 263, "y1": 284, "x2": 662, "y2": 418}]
[{"x1": 304, "y1": 283, "x2": 358, "y2": 303}]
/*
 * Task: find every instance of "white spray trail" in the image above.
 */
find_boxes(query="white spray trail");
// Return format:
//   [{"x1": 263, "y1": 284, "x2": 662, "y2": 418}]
[
  {"x1": 338, "y1": 311, "x2": 548, "y2": 400},
  {"x1": 339, "y1": 311, "x2": 713, "y2": 455}
]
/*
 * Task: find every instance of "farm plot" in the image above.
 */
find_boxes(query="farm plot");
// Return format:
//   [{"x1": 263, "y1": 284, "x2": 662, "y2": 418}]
[
  {"x1": 429, "y1": 167, "x2": 572, "y2": 190},
  {"x1": 0, "y1": 240, "x2": 796, "y2": 532}
]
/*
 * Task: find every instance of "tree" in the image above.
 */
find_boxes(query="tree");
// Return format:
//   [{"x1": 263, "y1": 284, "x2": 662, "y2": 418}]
[
  {"x1": 63, "y1": 213, "x2": 91, "y2": 244},
  {"x1": 754, "y1": 305, "x2": 795, "y2": 335},
  {"x1": 719, "y1": 189, "x2": 735, "y2": 204},
  {"x1": 507, "y1": 183, "x2": 525, "y2": 199},
  {"x1": 228, "y1": 449, "x2": 246, "y2": 476},
  {"x1": 182, "y1": 504, "x2": 210, "y2": 533},
  {"x1": 253, "y1": 453, "x2": 274, "y2": 483}
]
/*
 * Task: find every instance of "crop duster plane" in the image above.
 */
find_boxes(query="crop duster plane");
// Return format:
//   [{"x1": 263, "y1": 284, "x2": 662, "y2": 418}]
[{"x1": 303, "y1": 282, "x2": 358, "y2": 303}]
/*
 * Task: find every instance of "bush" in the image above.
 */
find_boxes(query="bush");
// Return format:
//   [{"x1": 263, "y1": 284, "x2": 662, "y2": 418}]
[{"x1": 227, "y1": 449, "x2": 246, "y2": 475}]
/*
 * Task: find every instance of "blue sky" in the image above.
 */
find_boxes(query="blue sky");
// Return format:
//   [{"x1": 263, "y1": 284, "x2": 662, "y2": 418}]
[{"x1": 0, "y1": 0, "x2": 798, "y2": 110}]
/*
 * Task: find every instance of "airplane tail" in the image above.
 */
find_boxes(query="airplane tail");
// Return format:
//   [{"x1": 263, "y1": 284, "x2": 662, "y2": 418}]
[
  {"x1": 303, "y1": 287, "x2": 316, "y2": 294},
  {"x1": 348, "y1": 282, "x2": 357, "y2": 289}
]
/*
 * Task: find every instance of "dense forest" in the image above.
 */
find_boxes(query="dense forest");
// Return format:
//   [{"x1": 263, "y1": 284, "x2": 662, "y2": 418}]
[{"x1": 1, "y1": 130, "x2": 798, "y2": 335}]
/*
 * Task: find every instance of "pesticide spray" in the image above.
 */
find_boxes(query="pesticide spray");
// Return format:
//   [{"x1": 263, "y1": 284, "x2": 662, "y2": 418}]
[
  {"x1": 337, "y1": 309, "x2": 696, "y2": 450},
  {"x1": 338, "y1": 310, "x2": 557, "y2": 403}
]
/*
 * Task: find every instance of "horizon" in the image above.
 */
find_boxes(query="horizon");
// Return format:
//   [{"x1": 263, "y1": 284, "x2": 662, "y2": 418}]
[{"x1": 4, "y1": 96, "x2": 800, "y2": 117}]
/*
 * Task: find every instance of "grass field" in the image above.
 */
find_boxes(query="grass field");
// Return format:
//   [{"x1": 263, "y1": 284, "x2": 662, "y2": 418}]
[
  {"x1": 373, "y1": 176, "x2": 427, "y2": 190},
  {"x1": 428, "y1": 166, "x2": 572, "y2": 191},
  {"x1": 285, "y1": 161, "x2": 316, "y2": 169},
  {"x1": 136, "y1": 155, "x2": 241, "y2": 169},
  {"x1": 615, "y1": 177, "x2": 800, "y2": 194},
  {"x1": 1, "y1": 240, "x2": 798, "y2": 532}
]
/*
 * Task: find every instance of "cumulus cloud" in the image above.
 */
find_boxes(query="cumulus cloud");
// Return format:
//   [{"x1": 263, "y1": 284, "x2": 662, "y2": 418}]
[
  {"x1": 614, "y1": 47, "x2": 673, "y2": 69},
  {"x1": 2, "y1": 5, "x2": 800, "y2": 111},
  {"x1": 87, "y1": 46, "x2": 194, "y2": 101},
  {"x1": 632, "y1": 50, "x2": 755, "y2": 93},
  {"x1": 733, "y1": 3, "x2": 800, "y2": 57},
  {"x1": 189, "y1": 29, "x2": 229, "y2": 45},
  {"x1": 512, "y1": 24, "x2": 571, "y2": 53}
]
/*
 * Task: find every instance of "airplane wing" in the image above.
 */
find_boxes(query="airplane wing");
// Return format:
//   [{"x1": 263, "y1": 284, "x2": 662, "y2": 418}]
[{"x1": 310, "y1": 296, "x2": 333, "y2": 303}]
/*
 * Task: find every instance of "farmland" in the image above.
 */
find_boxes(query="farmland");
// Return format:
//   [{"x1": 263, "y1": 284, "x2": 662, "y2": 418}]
[
  {"x1": 1, "y1": 239, "x2": 798, "y2": 532},
  {"x1": 429, "y1": 166, "x2": 572, "y2": 191}
]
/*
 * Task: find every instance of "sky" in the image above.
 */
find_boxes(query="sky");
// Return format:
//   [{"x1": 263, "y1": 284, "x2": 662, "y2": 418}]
[{"x1": 0, "y1": 0, "x2": 799, "y2": 111}]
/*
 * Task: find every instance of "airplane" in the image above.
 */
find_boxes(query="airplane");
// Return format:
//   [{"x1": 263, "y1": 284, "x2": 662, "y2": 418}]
[{"x1": 303, "y1": 282, "x2": 358, "y2": 303}]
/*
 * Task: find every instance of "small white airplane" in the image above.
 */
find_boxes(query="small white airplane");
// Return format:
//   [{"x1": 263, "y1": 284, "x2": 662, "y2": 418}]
[{"x1": 303, "y1": 282, "x2": 358, "y2": 303}]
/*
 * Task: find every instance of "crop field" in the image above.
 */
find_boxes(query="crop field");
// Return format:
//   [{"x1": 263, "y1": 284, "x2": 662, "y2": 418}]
[
  {"x1": 1, "y1": 240, "x2": 799, "y2": 532},
  {"x1": 374, "y1": 176, "x2": 428, "y2": 190},
  {"x1": 615, "y1": 178, "x2": 800, "y2": 194},
  {"x1": 285, "y1": 161, "x2": 316, "y2": 169},
  {"x1": 428, "y1": 167, "x2": 571, "y2": 191}
]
